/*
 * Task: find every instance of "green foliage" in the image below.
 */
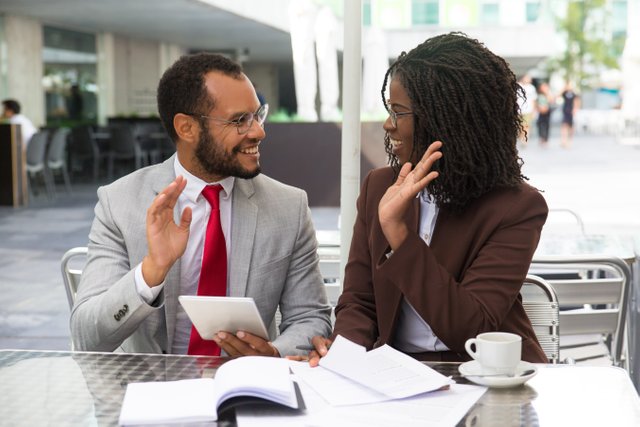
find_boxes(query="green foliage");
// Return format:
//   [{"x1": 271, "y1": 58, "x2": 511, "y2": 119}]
[
  {"x1": 267, "y1": 109, "x2": 308, "y2": 123},
  {"x1": 550, "y1": 0, "x2": 622, "y2": 90}
]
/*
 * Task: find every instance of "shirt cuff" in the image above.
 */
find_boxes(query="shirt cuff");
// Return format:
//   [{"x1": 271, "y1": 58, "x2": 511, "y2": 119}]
[{"x1": 134, "y1": 263, "x2": 164, "y2": 304}]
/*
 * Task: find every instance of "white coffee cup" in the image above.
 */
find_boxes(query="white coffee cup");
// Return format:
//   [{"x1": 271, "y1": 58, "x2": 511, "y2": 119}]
[{"x1": 464, "y1": 332, "x2": 522, "y2": 375}]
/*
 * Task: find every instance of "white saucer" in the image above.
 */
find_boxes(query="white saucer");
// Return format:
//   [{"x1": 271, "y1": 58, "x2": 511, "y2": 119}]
[{"x1": 458, "y1": 360, "x2": 537, "y2": 388}]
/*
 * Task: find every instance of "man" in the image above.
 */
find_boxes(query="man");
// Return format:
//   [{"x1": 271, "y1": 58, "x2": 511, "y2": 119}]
[
  {"x1": 1, "y1": 99, "x2": 37, "y2": 149},
  {"x1": 71, "y1": 53, "x2": 332, "y2": 357}
]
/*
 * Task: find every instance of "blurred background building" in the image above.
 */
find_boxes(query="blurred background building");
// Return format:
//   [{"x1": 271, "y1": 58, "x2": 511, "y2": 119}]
[{"x1": 0, "y1": 0, "x2": 634, "y2": 129}]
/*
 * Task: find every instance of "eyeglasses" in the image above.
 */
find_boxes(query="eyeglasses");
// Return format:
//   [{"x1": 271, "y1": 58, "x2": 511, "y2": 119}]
[
  {"x1": 385, "y1": 99, "x2": 413, "y2": 128},
  {"x1": 193, "y1": 103, "x2": 269, "y2": 134}
]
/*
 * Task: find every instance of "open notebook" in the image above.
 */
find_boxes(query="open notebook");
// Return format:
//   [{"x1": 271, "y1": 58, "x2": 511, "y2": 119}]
[{"x1": 118, "y1": 356, "x2": 303, "y2": 425}]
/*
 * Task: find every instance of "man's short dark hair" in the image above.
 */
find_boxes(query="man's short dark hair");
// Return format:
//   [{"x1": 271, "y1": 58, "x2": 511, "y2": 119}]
[
  {"x1": 2, "y1": 99, "x2": 21, "y2": 114},
  {"x1": 157, "y1": 53, "x2": 243, "y2": 142}
]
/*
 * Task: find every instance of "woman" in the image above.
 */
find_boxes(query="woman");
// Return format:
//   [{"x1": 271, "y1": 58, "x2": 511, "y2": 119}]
[{"x1": 308, "y1": 33, "x2": 548, "y2": 364}]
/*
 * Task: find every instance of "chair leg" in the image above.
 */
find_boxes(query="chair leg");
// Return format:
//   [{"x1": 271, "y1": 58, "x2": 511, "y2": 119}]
[
  {"x1": 107, "y1": 155, "x2": 114, "y2": 182},
  {"x1": 62, "y1": 166, "x2": 72, "y2": 195},
  {"x1": 93, "y1": 158, "x2": 99, "y2": 183},
  {"x1": 43, "y1": 168, "x2": 56, "y2": 200}
]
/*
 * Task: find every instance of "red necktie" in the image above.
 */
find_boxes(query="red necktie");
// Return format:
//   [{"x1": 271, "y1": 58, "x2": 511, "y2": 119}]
[{"x1": 188, "y1": 184, "x2": 227, "y2": 356}]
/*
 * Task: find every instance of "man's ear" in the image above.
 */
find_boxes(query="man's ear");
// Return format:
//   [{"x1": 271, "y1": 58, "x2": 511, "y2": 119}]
[{"x1": 174, "y1": 113, "x2": 199, "y2": 144}]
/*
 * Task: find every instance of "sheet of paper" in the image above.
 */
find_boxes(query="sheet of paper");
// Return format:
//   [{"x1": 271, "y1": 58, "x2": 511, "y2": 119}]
[
  {"x1": 236, "y1": 377, "x2": 487, "y2": 427},
  {"x1": 290, "y1": 361, "x2": 390, "y2": 406},
  {"x1": 319, "y1": 335, "x2": 453, "y2": 399}
]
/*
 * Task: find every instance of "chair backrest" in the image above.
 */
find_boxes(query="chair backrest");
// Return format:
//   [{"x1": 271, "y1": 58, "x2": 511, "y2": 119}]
[
  {"x1": 317, "y1": 241, "x2": 341, "y2": 306},
  {"x1": 26, "y1": 131, "x2": 49, "y2": 167},
  {"x1": 69, "y1": 126, "x2": 99, "y2": 157},
  {"x1": 108, "y1": 125, "x2": 138, "y2": 155},
  {"x1": 47, "y1": 128, "x2": 71, "y2": 167},
  {"x1": 520, "y1": 274, "x2": 560, "y2": 363},
  {"x1": 530, "y1": 255, "x2": 631, "y2": 367},
  {"x1": 543, "y1": 208, "x2": 586, "y2": 235},
  {"x1": 61, "y1": 246, "x2": 88, "y2": 310}
]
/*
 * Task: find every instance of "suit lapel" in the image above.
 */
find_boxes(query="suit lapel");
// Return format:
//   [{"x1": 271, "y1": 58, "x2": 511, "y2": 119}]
[
  {"x1": 229, "y1": 179, "x2": 257, "y2": 297},
  {"x1": 149, "y1": 155, "x2": 182, "y2": 351}
]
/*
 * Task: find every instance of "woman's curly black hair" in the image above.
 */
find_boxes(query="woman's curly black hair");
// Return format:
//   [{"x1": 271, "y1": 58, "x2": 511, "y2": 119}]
[{"x1": 381, "y1": 32, "x2": 527, "y2": 212}]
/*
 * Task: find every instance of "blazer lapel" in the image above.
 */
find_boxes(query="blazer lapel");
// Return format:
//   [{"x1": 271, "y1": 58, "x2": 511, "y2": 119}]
[
  {"x1": 150, "y1": 155, "x2": 182, "y2": 351},
  {"x1": 229, "y1": 179, "x2": 257, "y2": 297}
]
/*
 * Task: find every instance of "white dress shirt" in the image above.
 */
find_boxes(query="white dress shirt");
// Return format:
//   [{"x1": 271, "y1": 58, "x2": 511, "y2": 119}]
[
  {"x1": 392, "y1": 191, "x2": 450, "y2": 353},
  {"x1": 134, "y1": 156, "x2": 235, "y2": 353},
  {"x1": 9, "y1": 114, "x2": 37, "y2": 148}
]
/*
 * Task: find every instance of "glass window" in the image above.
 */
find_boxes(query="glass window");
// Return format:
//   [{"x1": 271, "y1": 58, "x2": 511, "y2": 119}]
[
  {"x1": 480, "y1": 2, "x2": 499, "y2": 25},
  {"x1": 42, "y1": 26, "x2": 97, "y2": 126},
  {"x1": 363, "y1": 0, "x2": 372, "y2": 27},
  {"x1": 526, "y1": 1, "x2": 541, "y2": 23},
  {"x1": 412, "y1": 0, "x2": 439, "y2": 25},
  {"x1": 612, "y1": 0, "x2": 627, "y2": 34}
]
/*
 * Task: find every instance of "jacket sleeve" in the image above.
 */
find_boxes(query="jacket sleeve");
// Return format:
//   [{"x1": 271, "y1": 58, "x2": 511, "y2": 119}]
[
  {"x1": 271, "y1": 190, "x2": 333, "y2": 356},
  {"x1": 70, "y1": 185, "x2": 163, "y2": 352},
  {"x1": 376, "y1": 188, "x2": 548, "y2": 353}
]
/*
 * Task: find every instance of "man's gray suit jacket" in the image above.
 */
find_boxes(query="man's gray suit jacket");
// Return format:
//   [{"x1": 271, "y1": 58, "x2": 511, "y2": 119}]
[{"x1": 70, "y1": 155, "x2": 332, "y2": 356}]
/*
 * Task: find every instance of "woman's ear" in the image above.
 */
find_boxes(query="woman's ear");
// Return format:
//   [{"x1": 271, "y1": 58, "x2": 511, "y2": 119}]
[{"x1": 173, "y1": 113, "x2": 199, "y2": 144}]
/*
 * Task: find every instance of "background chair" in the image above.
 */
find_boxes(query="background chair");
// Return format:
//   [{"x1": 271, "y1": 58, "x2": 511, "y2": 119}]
[
  {"x1": 520, "y1": 274, "x2": 560, "y2": 363},
  {"x1": 107, "y1": 125, "x2": 144, "y2": 181},
  {"x1": 26, "y1": 130, "x2": 54, "y2": 199},
  {"x1": 69, "y1": 125, "x2": 104, "y2": 182},
  {"x1": 530, "y1": 255, "x2": 631, "y2": 368},
  {"x1": 60, "y1": 246, "x2": 88, "y2": 310},
  {"x1": 47, "y1": 127, "x2": 72, "y2": 194}
]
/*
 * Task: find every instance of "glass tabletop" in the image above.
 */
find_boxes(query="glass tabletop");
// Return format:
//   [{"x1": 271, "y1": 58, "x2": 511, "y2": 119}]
[{"x1": 1, "y1": 350, "x2": 639, "y2": 426}]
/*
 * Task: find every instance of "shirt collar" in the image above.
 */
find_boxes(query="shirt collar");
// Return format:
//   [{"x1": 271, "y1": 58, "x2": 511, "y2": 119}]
[{"x1": 173, "y1": 156, "x2": 235, "y2": 204}]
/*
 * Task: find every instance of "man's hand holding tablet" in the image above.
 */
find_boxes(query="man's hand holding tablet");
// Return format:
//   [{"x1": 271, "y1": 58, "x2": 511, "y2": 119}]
[{"x1": 178, "y1": 296, "x2": 279, "y2": 357}]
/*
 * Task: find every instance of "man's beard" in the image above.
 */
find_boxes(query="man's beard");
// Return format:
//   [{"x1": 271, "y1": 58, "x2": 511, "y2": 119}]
[{"x1": 195, "y1": 129, "x2": 261, "y2": 179}]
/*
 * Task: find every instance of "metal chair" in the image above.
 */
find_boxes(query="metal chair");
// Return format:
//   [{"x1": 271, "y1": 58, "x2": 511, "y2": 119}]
[
  {"x1": 60, "y1": 246, "x2": 88, "y2": 310},
  {"x1": 530, "y1": 255, "x2": 631, "y2": 368},
  {"x1": 26, "y1": 130, "x2": 54, "y2": 199},
  {"x1": 47, "y1": 127, "x2": 72, "y2": 194},
  {"x1": 106, "y1": 125, "x2": 144, "y2": 181},
  {"x1": 69, "y1": 125, "x2": 103, "y2": 182},
  {"x1": 521, "y1": 274, "x2": 560, "y2": 363}
]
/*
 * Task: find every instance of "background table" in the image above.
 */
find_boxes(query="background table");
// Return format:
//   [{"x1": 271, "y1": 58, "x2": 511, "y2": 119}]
[
  {"x1": 1, "y1": 350, "x2": 638, "y2": 426},
  {"x1": 534, "y1": 232, "x2": 639, "y2": 391}
]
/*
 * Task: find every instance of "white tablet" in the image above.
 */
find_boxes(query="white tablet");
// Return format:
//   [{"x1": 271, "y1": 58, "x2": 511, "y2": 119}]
[{"x1": 178, "y1": 296, "x2": 269, "y2": 340}]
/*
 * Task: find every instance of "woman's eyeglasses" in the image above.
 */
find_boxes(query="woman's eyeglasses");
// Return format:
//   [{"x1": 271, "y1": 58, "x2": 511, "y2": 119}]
[{"x1": 385, "y1": 99, "x2": 413, "y2": 128}]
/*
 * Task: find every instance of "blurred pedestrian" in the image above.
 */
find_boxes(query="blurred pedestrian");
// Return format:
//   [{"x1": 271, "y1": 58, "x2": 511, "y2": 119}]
[
  {"x1": 560, "y1": 81, "x2": 579, "y2": 149},
  {"x1": 1, "y1": 99, "x2": 37, "y2": 149},
  {"x1": 517, "y1": 74, "x2": 537, "y2": 145},
  {"x1": 67, "y1": 84, "x2": 84, "y2": 120},
  {"x1": 536, "y1": 82, "x2": 554, "y2": 146}
]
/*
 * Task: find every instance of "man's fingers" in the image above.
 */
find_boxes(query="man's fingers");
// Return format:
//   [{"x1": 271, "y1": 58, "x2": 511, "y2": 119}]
[
  {"x1": 311, "y1": 336, "x2": 331, "y2": 356},
  {"x1": 179, "y1": 206, "x2": 192, "y2": 230},
  {"x1": 309, "y1": 351, "x2": 322, "y2": 367},
  {"x1": 215, "y1": 332, "x2": 252, "y2": 357},
  {"x1": 236, "y1": 331, "x2": 279, "y2": 357}
]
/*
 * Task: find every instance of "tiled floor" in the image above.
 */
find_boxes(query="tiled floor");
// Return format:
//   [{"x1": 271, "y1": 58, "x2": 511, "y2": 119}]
[{"x1": 1, "y1": 131, "x2": 640, "y2": 352}]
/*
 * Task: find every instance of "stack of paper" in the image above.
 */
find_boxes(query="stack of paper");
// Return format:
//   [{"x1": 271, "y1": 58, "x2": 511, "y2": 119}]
[{"x1": 289, "y1": 335, "x2": 454, "y2": 406}]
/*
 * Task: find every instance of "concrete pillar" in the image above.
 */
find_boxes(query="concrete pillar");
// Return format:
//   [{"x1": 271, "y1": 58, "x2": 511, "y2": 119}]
[
  {"x1": 0, "y1": 15, "x2": 44, "y2": 127},
  {"x1": 96, "y1": 32, "x2": 116, "y2": 126},
  {"x1": 159, "y1": 42, "x2": 183, "y2": 76}
]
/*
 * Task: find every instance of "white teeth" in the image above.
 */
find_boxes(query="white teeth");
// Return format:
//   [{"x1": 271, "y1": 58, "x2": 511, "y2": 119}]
[
  {"x1": 240, "y1": 146, "x2": 258, "y2": 154},
  {"x1": 390, "y1": 139, "x2": 403, "y2": 148}
]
